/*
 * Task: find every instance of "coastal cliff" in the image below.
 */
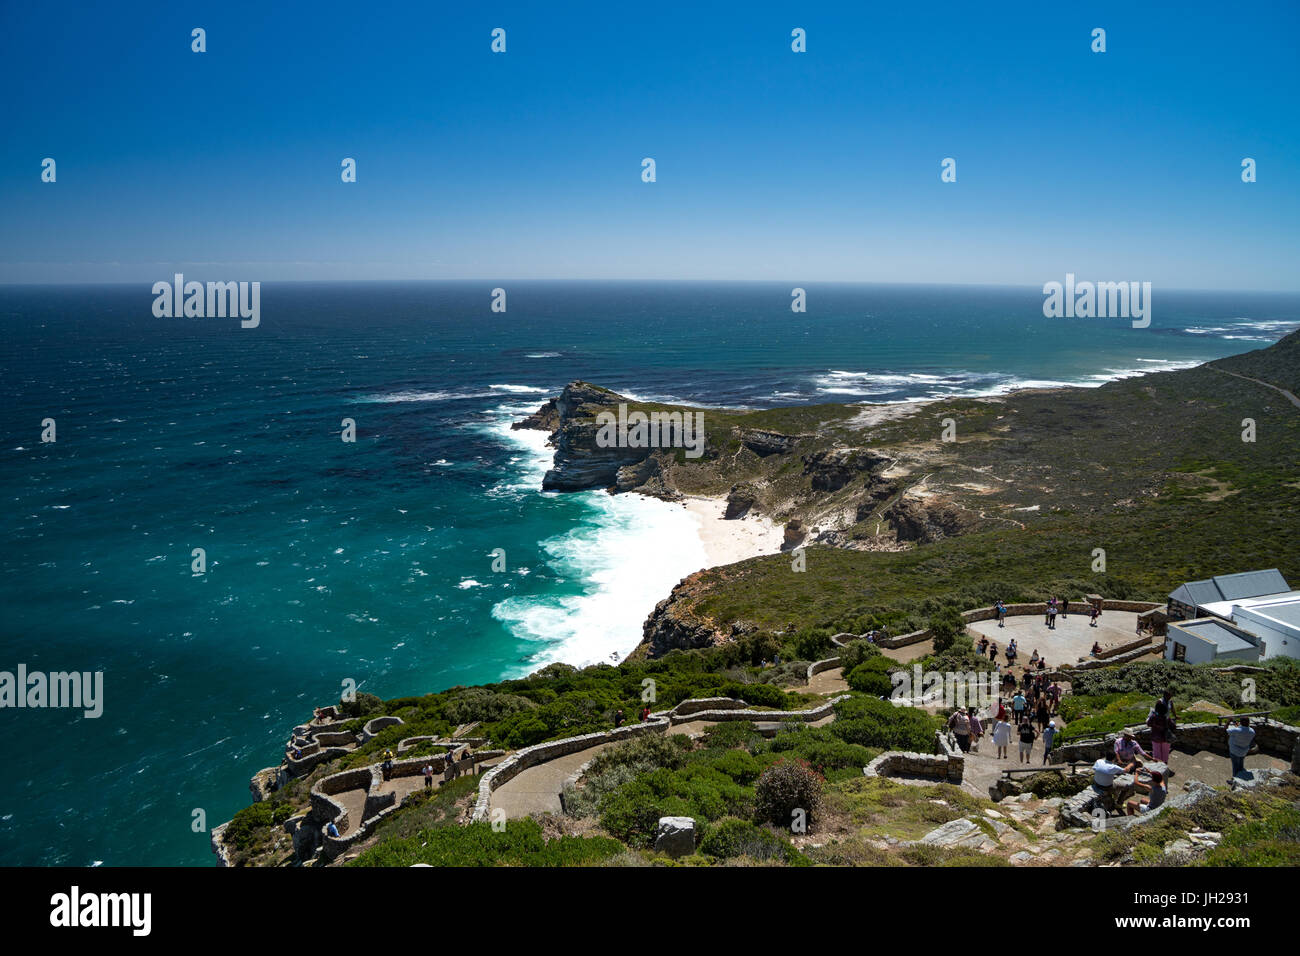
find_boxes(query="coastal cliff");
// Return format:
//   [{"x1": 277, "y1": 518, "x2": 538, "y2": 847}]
[{"x1": 515, "y1": 331, "x2": 1300, "y2": 658}]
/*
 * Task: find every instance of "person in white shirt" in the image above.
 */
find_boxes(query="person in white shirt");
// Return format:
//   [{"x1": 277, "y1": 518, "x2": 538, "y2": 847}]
[{"x1": 1092, "y1": 756, "x2": 1134, "y2": 813}]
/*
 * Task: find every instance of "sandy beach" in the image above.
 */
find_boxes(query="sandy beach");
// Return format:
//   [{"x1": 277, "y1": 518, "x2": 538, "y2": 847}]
[{"x1": 680, "y1": 495, "x2": 785, "y2": 567}]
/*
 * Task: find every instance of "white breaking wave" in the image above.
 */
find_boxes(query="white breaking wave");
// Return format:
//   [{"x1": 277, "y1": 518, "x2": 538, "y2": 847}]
[{"x1": 483, "y1": 404, "x2": 709, "y2": 676}]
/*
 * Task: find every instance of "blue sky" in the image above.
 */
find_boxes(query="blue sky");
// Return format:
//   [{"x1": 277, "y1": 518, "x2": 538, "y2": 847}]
[{"x1": 1, "y1": 1, "x2": 1297, "y2": 288}]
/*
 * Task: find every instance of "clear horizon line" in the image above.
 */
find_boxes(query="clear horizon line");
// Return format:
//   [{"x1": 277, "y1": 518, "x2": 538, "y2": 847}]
[{"x1": 2, "y1": 276, "x2": 1299, "y2": 296}]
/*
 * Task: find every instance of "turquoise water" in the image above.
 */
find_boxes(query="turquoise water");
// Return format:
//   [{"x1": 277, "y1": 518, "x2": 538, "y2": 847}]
[{"x1": 1, "y1": 280, "x2": 1297, "y2": 866}]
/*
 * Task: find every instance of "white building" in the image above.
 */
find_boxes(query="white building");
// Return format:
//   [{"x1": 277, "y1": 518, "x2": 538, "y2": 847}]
[
  {"x1": 1218, "y1": 595, "x2": 1300, "y2": 661},
  {"x1": 1164, "y1": 618, "x2": 1264, "y2": 665}
]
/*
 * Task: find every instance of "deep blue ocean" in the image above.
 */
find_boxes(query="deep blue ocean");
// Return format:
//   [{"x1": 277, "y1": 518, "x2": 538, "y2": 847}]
[{"x1": 1, "y1": 280, "x2": 1297, "y2": 866}]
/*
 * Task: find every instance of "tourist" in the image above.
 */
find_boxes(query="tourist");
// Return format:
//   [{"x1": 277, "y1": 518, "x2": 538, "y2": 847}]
[
  {"x1": 640, "y1": 704, "x2": 652, "y2": 722},
  {"x1": 1035, "y1": 696, "x2": 1050, "y2": 731},
  {"x1": 1089, "y1": 604, "x2": 1100, "y2": 628},
  {"x1": 1091, "y1": 755, "x2": 1135, "y2": 815},
  {"x1": 1011, "y1": 689, "x2": 1027, "y2": 724},
  {"x1": 948, "y1": 708, "x2": 971, "y2": 753},
  {"x1": 1029, "y1": 649, "x2": 1040, "y2": 666},
  {"x1": 1047, "y1": 603, "x2": 1057, "y2": 630},
  {"x1": 978, "y1": 635, "x2": 990, "y2": 656},
  {"x1": 1090, "y1": 641, "x2": 1102, "y2": 656},
  {"x1": 992, "y1": 715, "x2": 1013, "y2": 760},
  {"x1": 989, "y1": 640, "x2": 998, "y2": 664},
  {"x1": 1059, "y1": 597, "x2": 1068, "y2": 619},
  {"x1": 1115, "y1": 730, "x2": 1151, "y2": 765},
  {"x1": 968, "y1": 706, "x2": 983, "y2": 752},
  {"x1": 1160, "y1": 690, "x2": 1177, "y2": 727},
  {"x1": 443, "y1": 751, "x2": 455, "y2": 784},
  {"x1": 1125, "y1": 770, "x2": 1167, "y2": 816},
  {"x1": 1227, "y1": 717, "x2": 1256, "y2": 780},
  {"x1": 422, "y1": 763, "x2": 433, "y2": 789},
  {"x1": 381, "y1": 749, "x2": 395, "y2": 781},
  {"x1": 325, "y1": 821, "x2": 340, "y2": 838},
  {"x1": 614, "y1": 708, "x2": 624, "y2": 728},
  {"x1": 1044, "y1": 600, "x2": 1053, "y2": 626},
  {"x1": 996, "y1": 600, "x2": 1007, "y2": 628},
  {"x1": 995, "y1": 696, "x2": 1008, "y2": 722},
  {"x1": 1047, "y1": 681, "x2": 1061, "y2": 714},
  {"x1": 1017, "y1": 719, "x2": 1037, "y2": 764},
  {"x1": 1036, "y1": 657, "x2": 1047, "y2": 672},
  {"x1": 1147, "y1": 699, "x2": 1173, "y2": 762},
  {"x1": 1042, "y1": 720, "x2": 1058, "y2": 764}
]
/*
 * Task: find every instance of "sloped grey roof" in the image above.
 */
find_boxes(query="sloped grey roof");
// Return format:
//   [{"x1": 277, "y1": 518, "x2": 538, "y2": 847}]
[
  {"x1": 1213, "y1": 569, "x2": 1289, "y2": 601},
  {"x1": 1169, "y1": 569, "x2": 1289, "y2": 607},
  {"x1": 1173, "y1": 620, "x2": 1258, "y2": 654}
]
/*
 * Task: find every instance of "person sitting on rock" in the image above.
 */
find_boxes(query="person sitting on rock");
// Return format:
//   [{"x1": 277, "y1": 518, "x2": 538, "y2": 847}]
[
  {"x1": 1125, "y1": 770, "x2": 1166, "y2": 816},
  {"x1": 1091, "y1": 755, "x2": 1138, "y2": 814}
]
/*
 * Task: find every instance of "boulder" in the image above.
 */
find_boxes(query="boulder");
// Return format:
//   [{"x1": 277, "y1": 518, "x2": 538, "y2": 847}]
[
  {"x1": 654, "y1": 816, "x2": 696, "y2": 858},
  {"x1": 917, "y1": 818, "x2": 981, "y2": 847}
]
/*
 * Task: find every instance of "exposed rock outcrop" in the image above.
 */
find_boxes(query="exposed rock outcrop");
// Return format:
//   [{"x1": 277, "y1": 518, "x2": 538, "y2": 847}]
[
  {"x1": 782, "y1": 519, "x2": 808, "y2": 551},
  {"x1": 641, "y1": 573, "x2": 731, "y2": 656},
  {"x1": 801, "y1": 447, "x2": 891, "y2": 492},
  {"x1": 884, "y1": 493, "x2": 980, "y2": 543},
  {"x1": 723, "y1": 483, "x2": 758, "y2": 519},
  {"x1": 734, "y1": 427, "x2": 799, "y2": 457}
]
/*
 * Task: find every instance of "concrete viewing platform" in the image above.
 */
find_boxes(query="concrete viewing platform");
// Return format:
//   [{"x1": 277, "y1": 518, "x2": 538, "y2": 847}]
[{"x1": 966, "y1": 609, "x2": 1149, "y2": 672}]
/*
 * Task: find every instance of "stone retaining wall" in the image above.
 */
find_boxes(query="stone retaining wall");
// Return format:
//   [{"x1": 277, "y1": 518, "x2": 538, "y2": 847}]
[
  {"x1": 1052, "y1": 719, "x2": 1300, "y2": 767},
  {"x1": 870, "y1": 600, "x2": 1163, "y2": 651},
  {"x1": 669, "y1": 697, "x2": 749, "y2": 718},
  {"x1": 861, "y1": 729, "x2": 964, "y2": 784},
  {"x1": 469, "y1": 695, "x2": 851, "y2": 822},
  {"x1": 807, "y1": 656, "x2": 842, "y2": 681}
]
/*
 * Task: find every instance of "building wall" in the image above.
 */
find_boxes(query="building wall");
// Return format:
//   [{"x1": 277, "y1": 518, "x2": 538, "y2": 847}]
[{"x1": 1232, "y1": 608, "x2": 1299, "y2": 660}]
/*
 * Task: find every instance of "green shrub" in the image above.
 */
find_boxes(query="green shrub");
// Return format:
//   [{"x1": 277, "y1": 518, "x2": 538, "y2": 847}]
[
  {"x1": 846, "y1": 657, "x2": 895, "y2": 697},
  {"x1": 223, "y1": 801, "x2": 294, "y2": 850},
  {"x1": 838, "y1": 639, "x2": 882, "y2": 674},
  {"x1": 699, "y1": 817, "x2": 805, "y2": 863},
  {"x1": 927, "y1": 607, "x2": 967, "y2": 653},
  {"x1": 754, "y1": 758, "x2": 823, "y2": 829},
  {"x1": 339, "y1": 692, "x2": 383, "y2": 719},
  {"x1": 832, "y1": 694, "x2": 939, "y2": 751},
  {"x1": 442, "y1": 688, "x2": 537, "y2": 724},
  {"x1": 350, "y1": 818, "x2": 622, "y2": 867}
]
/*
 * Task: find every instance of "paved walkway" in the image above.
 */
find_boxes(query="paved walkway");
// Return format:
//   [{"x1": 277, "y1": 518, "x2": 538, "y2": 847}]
[
  {"x1": 491, "y1": 742, "x2": 619, "y2": 819},
  {"x1": 807, "y1": 667, "x2": 848, "y2": 695}
]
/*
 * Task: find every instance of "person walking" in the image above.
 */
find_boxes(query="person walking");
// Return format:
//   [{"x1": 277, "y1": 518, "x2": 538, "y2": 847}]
[
  {"x1": 1011, "y1": 689, "x2": 1027, "y2": 725},
  {"x1": 988, "y1": 641, "x2": 998, "y2": 665},
  {"x1": 992, "y1": 715, "x2": 1012, "y2": 760},
  {"x1": 422, "y1": 763, "x2": 434, "y2": 790},
  {"x1": 1042, "y1": 720, "x2": 1058, "y2": 764},
  {"x1": 968, "y1": 706, "x2": 983, "y2": 752},
  {"x1": 1017, "y1": 720, "x2": 1037, "y2": 764},
  {"x1": 1089, "y1": 604, "x2": 1100, "y2": 628},
  {"x1": 948, "y1": 708, "x2": 972, "y2": 753},
  {"x1": 1035, "y1": 696, "x2": 1050, "y2": 731}
]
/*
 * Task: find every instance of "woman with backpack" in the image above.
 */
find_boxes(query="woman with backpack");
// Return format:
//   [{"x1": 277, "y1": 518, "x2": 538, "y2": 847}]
[{"x1": 1147, "y1": 698, "x2": 1173, "y2": 762}]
